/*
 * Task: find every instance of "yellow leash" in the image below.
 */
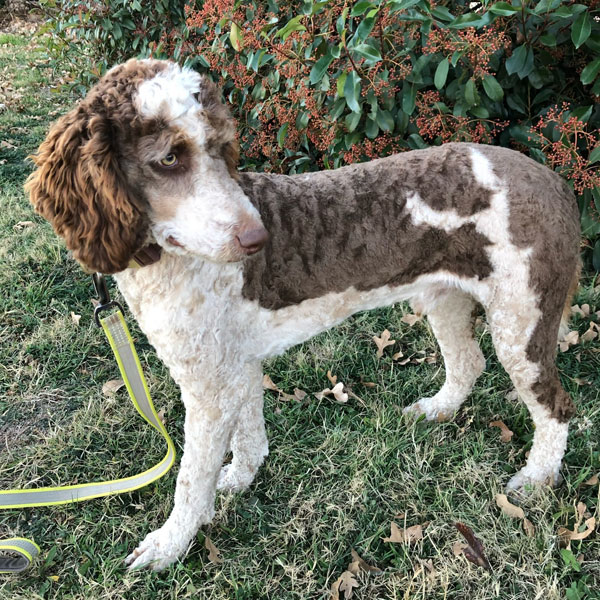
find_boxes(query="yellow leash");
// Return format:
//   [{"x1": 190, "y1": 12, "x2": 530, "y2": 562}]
[{"x1": 0, "y1": 275, "x2": 175, "y2": 573}]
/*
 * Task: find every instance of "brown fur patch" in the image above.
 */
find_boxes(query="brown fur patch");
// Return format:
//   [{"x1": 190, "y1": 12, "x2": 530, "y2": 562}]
[
  {"x1": 239, "y1": 147, "x2": 494, "y2": 310},
  {"x1": 478, "y1": 145, "x2": 580, "y2": 421},
  {"x1": 196, "y1": 77, "x2": 239, "y2": 179}
]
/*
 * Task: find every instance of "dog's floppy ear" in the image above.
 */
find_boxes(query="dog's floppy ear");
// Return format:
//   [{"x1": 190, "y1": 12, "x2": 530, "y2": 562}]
[{"x1": 25, "y1": 105, "x2": 147, "y2": 274}]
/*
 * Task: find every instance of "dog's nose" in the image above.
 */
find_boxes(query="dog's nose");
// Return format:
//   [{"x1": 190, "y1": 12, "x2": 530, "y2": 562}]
[{"x1": 236, "y1": 227, "x2": 269, "y2": 255}]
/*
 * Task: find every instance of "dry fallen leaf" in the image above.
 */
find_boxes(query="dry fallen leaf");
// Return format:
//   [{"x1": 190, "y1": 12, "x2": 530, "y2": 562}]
[
  {"x1": 102, "y1": 379, "x2": 125, "y2": 396},
  {"x1": 401, "y1": 313, "x2": 422, "y2": 326},
  {"x1": 455, "y1": 522, "x2": 491, "y2": 572},
  {"x1": 315, "y1": 381, "x2": 349, "y2": 403},
  {"x1": 156, "y1": 407, "x2": 166, "y2": 425},
  {"x1": 584, "y1": 474, "x2": 599, "y2": 486},
  {"x1": 331, "y1": 570, "x2": 359, "y2": 600},
  {"x1": 581, "y1": 323, "x2": 599, "y2": 342},
  {"x1": 327, "y1": 370, "x2": 337, "y2": 385},
  {"x1": 348, "y1": 549, "x2": 381, "y2": 574},
  {"x1": 452, "y1": 541, "x2": 467, "y2": 557},
  {"x1": 14, "y1": 220, "x2": 35, "y2": 231},
  {"x1": 263, "y1": 374, "x2": 306, "y2": 402},
  {"x1": 382, "y1": 522, "x2": 423, "y2": 544},
  {"x1": 204, "y1": 537, "x2": 223, "y2": 564},
  {"x1": 416, "y1": 558, "x2": 436, "y2": 582},
  {"x1": 496, "y1": 494, "x2": 525, "y2": 519},
  {"x1": 489, "y1": 420, "x2": 514, "y2": 443},
  {"x1": 373, "y1": 329, "x2": 395, "y2": 358},
  {"x1": 70, "y1": 311, "x2": 81, "y2": 327},
  {"x1": 558, "y1": 517, "x2": 596, "y2": 549},
  {"x1": 523, "y1": 518, "x2": 535, "y2": 537},
  {"x1": 559, "y1": 330, "x2": 579, "y2": 352},
  {"x1": 0, "y1": 140, "x2": 16, "y2": 149}
]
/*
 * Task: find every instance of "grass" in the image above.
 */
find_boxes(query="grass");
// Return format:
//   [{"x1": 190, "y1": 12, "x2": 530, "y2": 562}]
[{"x1": 1, "y1": 20, "x2": 600, "y2": 600}]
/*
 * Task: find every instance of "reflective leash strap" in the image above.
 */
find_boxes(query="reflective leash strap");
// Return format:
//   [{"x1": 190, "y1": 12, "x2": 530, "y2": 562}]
[{"x1": 0, "y1": 302, "x2": 176, "y2": 573}]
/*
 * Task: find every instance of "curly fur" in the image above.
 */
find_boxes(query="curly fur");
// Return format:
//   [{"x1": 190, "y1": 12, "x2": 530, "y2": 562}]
[{"x1": 27, "y1": 59, "x2": 581, "y2": 571}]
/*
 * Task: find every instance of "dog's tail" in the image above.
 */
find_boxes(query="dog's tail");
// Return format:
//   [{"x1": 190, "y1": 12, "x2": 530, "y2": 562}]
[{"x1": 558, "y1": 259, "x2": 582, "y2": 341}]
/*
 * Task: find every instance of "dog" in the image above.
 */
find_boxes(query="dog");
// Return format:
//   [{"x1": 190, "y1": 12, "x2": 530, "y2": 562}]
[{"x1": 25, "y1": 59, "x2": 580, "y2": 570}]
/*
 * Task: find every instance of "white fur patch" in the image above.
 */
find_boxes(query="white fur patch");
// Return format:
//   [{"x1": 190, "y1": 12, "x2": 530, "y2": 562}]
[{"x1": 135, "y1": 63, "x2": 202, "y2": 123}]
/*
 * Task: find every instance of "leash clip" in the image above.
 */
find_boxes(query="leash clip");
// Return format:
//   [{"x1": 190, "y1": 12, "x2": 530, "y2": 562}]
[{"x1": 92, "y1": 273, "x2": 124, "y2": 327}]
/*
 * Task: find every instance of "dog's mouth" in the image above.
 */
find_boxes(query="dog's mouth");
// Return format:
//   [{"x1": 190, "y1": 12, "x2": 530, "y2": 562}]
[
  {"x1": 164, "y1": 227, "x2": 269, "y2": 263},
  {"x1": 167, "y1": 235, "x2": 185, "y2": 248}
]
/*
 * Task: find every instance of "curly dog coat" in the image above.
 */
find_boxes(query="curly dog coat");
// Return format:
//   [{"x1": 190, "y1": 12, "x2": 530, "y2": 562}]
[{"x1": 26, "y1": 59, "x2": 580, "y2": 570}]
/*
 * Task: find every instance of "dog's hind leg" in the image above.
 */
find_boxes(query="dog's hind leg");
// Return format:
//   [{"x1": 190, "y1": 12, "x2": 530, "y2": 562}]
[
  {"x1": 217, "y1": 362, "x2": 269, "y2": 492},
  {"x1": 486, "y1": 284, "x2": 575, "y2": 492},
  {"x1": 403, "y1": 289, "x2": 485, "y2": 421}
]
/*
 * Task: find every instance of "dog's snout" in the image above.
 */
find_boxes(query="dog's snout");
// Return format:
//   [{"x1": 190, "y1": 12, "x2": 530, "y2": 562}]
[{"x1": 236, "y1": 227, "x2": 269, "y2": 255}]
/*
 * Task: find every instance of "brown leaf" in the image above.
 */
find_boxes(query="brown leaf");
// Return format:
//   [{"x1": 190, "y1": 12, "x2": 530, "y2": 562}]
[
  {"x1": 416, "y1": 558, "x2": 436, "y2": 582},
  {"x1": 558, "y1": 517, "x2": 596, "y2": 549},
  {"x1": 102, "y1": 379, "x2": 124, "y2": 396},
  {"x1": 455, "y1": 522, "x2": 491, "y2": 572},
  {"x1": 489, "y1": 420, "x2": 514, "y2": 443},
  {"x1": 360, "y1": 379, "x2": 376, "y2": 388},
  {"x1": 401, "y1": 313, "x2": 422, "y2": 326},
  {"x1": 14, "y1": 220, "x2": 35, "y2": 231},
  {"x1": 316, "y1": 382, "x2": 348, "y2": 403},
  {"x1": 584, "y1": 474, "x2": 599, "y2": 486},
  {"x1": 263, "y1": 374, "x2": 301, "y2": 401},
  {"x1": 559, "y1": 330, "x2": 579, "y2": 352},
  {"x1": 294, "y1": 388, "x2": 307, "y2": 401},
  {"x1": 0, "y1": 140, "x2": 16, "y2": 149},
  {"x1": 581, "y1": 326, "x2": 598, "y2": 343},
  {"x1": 382, "y1": 522, "x2": 423, "y2": 544},
  {"x1": 452, "y1": 541, "x2": 467, "y2": 556},
  {"x1": 337, "y1": 571, "x2": 359, "y2": 598},
  {"x1": 204, "y1": 537, "x2": 223, "y2": 564},
  {"x1": 496, "y1": 494, "x2": 525, "y2": 519},
  {"x1": 373, "y1": 329, "x2": 395, "y2": 358},
  {"x1": 70, "y1": 311, "x2": 81, "y2": 327},
  {"x1": 157, "y1": 407, "x2": 166, "y2": 425},
  {"x1": 392, "y1": 351, "x2": 404, "y2": 360},
  {"x1": 262, "y1": 374, "x2": 279, "y2": 391},
  {"x1": 349, "y1": 549, "x2": 381, "y2": 574},
  {"x1": 523, "y1": 518, "x2": 535, "y2": 537},
  {"x1": 327, "y1": 370, "x2": 337, "y2": 385}
]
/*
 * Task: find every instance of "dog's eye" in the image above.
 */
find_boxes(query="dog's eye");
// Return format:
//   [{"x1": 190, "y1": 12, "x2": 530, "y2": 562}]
[
  {"x1": 160, "y1": 153, "x2": 178, "y2": 167},
  {"x1": 193, "y1": 91, "x2": 201, "y2": 103}
]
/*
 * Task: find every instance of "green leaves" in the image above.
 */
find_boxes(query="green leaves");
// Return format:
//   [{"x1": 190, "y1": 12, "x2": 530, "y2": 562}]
[
  {"x1": 482, "y1": 75, "x2": 504, "y2": 102},
  {"x1": 571, "y1": 11, "x2": 591, "y2": 49},
  {"x1": 309, "y1": 51, "x2": 334, "y2": 84},
  {"x1": 489, "y1": 2, "x2": 520, "y2": 17},
  {"x1": 506, "y1": 45, "x2": 534, "y2": 79},
  {"x1": 434, "y1": 58, "x2": 449, "y2": 90},
  {"x1": 344, "y1": 70, "x2": 362, "y2": 112}
]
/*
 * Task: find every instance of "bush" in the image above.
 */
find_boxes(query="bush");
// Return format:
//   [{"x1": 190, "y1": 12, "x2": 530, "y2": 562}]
[{"x1": 45, "y1": 0, "x2": 600, "y2": 269}]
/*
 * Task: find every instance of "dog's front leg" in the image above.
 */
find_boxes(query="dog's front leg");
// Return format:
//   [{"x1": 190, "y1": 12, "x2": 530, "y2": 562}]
[{"x1": 125, "y1": 383, "x2": 238, "y2": 571}]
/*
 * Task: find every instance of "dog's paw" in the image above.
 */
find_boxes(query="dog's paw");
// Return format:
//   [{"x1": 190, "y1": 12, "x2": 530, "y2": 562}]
[
  {"x1": 402, "y1": 397, "x2": 453, "y2": 422},
  {"x1": 506, "y1": 468, "x2": 560, "y2": 494},
  {"x1": 217, "y1": 464, "x2": 255, "y2": 492},
  {"x1": 124, "y1": 527, "x2": 187, "y2": 571}
]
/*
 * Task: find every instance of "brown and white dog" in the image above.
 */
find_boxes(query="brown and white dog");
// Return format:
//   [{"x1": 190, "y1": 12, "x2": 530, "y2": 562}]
[{"x1": 26, "y1": 59, "x2": 580, "y2": 570}]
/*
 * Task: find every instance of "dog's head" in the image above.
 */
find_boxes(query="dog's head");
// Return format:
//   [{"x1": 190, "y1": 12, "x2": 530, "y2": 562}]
[{"x1": 25, "y1": 59, "x2": 267, "y2": 273}]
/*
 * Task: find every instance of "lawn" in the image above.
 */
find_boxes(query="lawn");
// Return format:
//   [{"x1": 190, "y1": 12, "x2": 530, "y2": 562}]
[{"x1": 0, "y1": 20, "x2": 599, "y2": 600}]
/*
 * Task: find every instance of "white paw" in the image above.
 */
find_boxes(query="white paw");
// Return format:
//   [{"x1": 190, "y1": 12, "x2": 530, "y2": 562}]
[
  {"x1": 506, "y1": 467, "x2": 560, "y2": 493},
  {"x1": 216, "y1": 463, "x2": 255, "y2": 492},
  {"x1": 124, "y1": 527, "x2": 187, "y2": 571},
  {"x1": 402, "y1": 396, "x2": 458, "y2": 422}
]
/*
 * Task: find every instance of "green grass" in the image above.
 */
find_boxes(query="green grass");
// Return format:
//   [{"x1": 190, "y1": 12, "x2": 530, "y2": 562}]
[{"x1": 1, "y1": 23, "x2": 599, "y2": 600}]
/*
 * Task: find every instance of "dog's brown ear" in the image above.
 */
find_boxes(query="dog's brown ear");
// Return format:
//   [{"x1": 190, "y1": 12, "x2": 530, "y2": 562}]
[
  {"x1": 25, "y1": 106, "x2": 147, "y2": 274},
  {"x1": 197, "y1": 77, "x2": 239, "y2": 178}
]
